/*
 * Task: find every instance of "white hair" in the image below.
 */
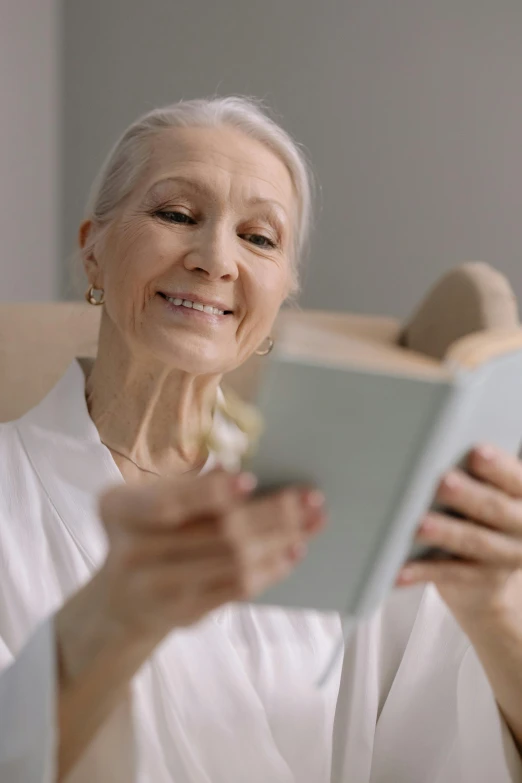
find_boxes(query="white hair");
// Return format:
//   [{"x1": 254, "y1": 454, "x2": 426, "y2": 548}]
[{"x1": 81, "y1": 96, "x2": 315, "y2": 291}]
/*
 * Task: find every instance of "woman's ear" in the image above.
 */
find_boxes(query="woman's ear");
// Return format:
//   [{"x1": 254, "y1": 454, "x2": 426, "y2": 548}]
[{"x1": 78, "y1": 219, "x2": 102, "y2": 286}]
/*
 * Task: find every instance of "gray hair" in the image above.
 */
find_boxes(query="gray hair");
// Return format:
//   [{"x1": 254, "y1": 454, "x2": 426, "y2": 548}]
[{"x1": 82, "y1": 96, "x2": 314, "y2": 292}]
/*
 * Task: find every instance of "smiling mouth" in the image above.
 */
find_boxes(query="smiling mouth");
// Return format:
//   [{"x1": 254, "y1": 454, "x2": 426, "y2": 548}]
[{"x1": 158, "y1": 292, "x2": 233, "y2": 316}]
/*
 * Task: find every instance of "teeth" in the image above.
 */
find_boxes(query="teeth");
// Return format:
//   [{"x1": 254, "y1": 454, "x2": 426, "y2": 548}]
[{"x1": 165, "y1": 295, "x2": 226, "y2": 316}]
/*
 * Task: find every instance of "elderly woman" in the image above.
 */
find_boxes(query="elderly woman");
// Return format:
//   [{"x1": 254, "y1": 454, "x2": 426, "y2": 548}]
[{"x1": 1, "y1": 97, "x2": 522, "y2": 783}]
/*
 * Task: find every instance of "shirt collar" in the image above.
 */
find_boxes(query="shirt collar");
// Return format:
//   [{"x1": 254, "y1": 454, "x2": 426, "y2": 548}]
[{"x1": 16, "y1": 358, "x2": 246, "y2": 568}]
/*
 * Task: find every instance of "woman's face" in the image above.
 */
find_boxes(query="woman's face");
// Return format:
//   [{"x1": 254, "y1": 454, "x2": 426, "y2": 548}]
[{"x1": 82, "y1": 125, "x2": 297, "y2": 375}]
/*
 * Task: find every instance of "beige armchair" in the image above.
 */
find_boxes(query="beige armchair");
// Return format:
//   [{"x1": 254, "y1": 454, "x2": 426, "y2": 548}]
[
  {"x1": 0, "y1": 303, "x2": 398, "y2": 422},
  {"x1": 0, "y1": 262, "x2": 518, "y2": 423}
]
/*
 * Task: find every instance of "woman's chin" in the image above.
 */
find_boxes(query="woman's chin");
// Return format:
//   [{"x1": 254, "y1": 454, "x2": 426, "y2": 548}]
[{"x1": 145, "y1": 337, "x2": 234, "y2": 377}]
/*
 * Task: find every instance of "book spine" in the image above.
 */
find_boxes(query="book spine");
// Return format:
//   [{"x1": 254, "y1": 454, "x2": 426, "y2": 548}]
[{"x1": 352, "y1": 376, "x2": 471, "y2": 618}]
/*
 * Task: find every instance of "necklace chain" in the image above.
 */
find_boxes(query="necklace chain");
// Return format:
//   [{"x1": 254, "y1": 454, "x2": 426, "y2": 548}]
[
  {"x1": 94, "y1": 389, "x2": 261, "y2": 479},
  {"x1": 101, "y1": 441, "x2": 208, "y2": 477}
]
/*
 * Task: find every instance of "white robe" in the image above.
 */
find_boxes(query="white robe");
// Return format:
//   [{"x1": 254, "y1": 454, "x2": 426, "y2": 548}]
[{"x1": 0, "y1": 358, "x2": 520, "y2": 782}]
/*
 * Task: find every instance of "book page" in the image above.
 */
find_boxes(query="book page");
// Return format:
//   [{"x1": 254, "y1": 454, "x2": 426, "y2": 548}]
[{"x1": 277, "y1": 316, "x2": 451, "y2": 380}]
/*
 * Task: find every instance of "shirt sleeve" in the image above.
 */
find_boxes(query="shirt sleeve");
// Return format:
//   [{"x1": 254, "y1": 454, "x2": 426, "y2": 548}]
[
  {"x1": 332, "y1": 585, "x2": 522, "y2": 783},
  {"x1": 453, "y1": 645, "x2": 522, "y2": 783},
  {"x1": 0, "y1": 616, "x2": 57, "y2": 782}
]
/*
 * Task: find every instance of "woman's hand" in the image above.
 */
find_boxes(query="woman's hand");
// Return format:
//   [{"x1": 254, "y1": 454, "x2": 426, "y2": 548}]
[
  {"x1": 97, "y1": 469, "x2": 325, "y2": 642},
  {"x1": 396, "y1": 445, "x2": 522, "y2": 627},
  {"x1": 56, "y1": 469, "x2": 324, "y2": 778},
  {"x1": 395, "y1": 444, "x2": 522, "y2": 749}
]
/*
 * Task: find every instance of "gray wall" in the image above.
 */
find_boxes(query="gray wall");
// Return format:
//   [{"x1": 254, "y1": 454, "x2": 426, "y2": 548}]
[
  {"x1": 1, "y1": 0, "x2": 60, "y2": 301},
  {"x1": 63, "y1": 1, "x2": 522, "y2": 317}
]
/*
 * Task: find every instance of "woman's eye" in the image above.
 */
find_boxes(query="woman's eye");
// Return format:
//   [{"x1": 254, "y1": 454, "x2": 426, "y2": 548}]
[
  {"x1": 155, "y1": 210, "x2": 195, "y2": 225},
  {"x1": 242, "y1": 233, "x2": 277, "y2": 249}
]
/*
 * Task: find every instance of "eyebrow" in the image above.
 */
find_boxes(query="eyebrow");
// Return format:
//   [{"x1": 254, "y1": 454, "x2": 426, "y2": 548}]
[{"x1": 147, "y1": 175, "x2": 289, "y2": 220}]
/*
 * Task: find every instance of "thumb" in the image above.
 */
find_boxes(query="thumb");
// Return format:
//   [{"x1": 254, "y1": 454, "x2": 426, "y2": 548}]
[{"x1": 99, "y1": 468, "x2": 257, "y2": 531}]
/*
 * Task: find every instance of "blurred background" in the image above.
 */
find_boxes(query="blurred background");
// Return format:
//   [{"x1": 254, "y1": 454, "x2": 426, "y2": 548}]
[{"x1": 2, "y1": 0, "x2": 522, "y2": 316}]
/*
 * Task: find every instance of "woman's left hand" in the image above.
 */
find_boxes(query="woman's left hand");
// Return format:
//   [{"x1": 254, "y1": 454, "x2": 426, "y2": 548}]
[{"x1": 396, "y1": 444, "x2": 522, "y2": 630}]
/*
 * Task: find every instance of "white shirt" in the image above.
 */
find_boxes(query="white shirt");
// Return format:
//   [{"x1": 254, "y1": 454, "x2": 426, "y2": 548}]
[{"x1": 0, "y1": 359, "x2": 520, "y2": 782}]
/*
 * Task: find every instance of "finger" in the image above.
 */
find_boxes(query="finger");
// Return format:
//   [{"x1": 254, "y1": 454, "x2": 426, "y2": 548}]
[
  {"x1": 129, "y1": 491, "x2": 311, "y2": 575},
  {"x1": 234, "y1": 509, "x2": 323, "y2": 599},
  {"x1": 114, "y1": 524, "x2": 234, "y2": 568},
  {"x1": 116, "y1": 501, "x2": 326, "y2": 569},
  {"x1": 136, "y1": 555, "x2": 238, "y2": 598},
  {"x1": 395, "y1": 560, "x2": 497, "y2": 587},
  {"x1": 234, "y1": 545, "x2": 298, "y2": 599},
  {"x1": 415, "y1": 512, "x2": 522, "y2": 568},
  {"x1": 225, "y1": 487, "x2": 315, "y2": 546},
  {"x1": 436, "y1": 470, "x2": 522, "y2": 537},
  {"x1": 468, "y1": 445, "x2": 522, "y2": 498},
  {"x1": 114, "y1": 490, "x2": 325, "y2": 574},
  {"x1": 302, "y1": 507, "x2": 328, "y2": 537},
  {"x1": 129, "y1": 516, "x2": 301, "y2": 576},
  {"x1": 100, "y1": 469, "x2": 257, "y2": 530},
  {"x1": 287, "y1": 540, "x2": 308, "y2": 562},
  {"x1": 238, "y1": 519, "x2": 306, "y2": 572},
  {"x1": 213, "y1": 492, "x2": 315, "y2": 599},
  {"x1": 138, "y1": 538, "x2": 298, "y2": 606}
]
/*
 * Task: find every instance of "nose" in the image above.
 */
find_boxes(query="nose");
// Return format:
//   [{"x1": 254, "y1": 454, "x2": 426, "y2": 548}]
[{"x1": 183, "y1": 223, "x2": 239, "y2": 282}]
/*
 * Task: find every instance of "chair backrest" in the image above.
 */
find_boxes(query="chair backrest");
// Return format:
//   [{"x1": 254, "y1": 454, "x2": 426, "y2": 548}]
[
  {"x1": 0, "y1": 262, "x2": 517, "y2": 423},
  {"x1": 0, "y1": 303, "x2": 101, "y2": 422},
  {"x1": 0, "y1": 304, "x2": 399, "y2": 422},
  {"x1": 399, "y1": 261, "x2": 519, "y2": 358}
]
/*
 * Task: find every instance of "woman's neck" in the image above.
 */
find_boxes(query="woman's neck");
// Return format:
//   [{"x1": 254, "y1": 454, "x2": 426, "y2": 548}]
[{"x1": 80, "y1": 316, "x2": 221, "y2": 480}]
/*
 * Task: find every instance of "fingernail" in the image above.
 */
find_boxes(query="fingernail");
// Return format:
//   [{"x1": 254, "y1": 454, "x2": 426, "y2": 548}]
[
  {"x1": 304, "y1": 510, "x2": 328, "y2": 532},
  {"x1": 288, "y1": 542, "x2": 307, "y2": 561},
  {"x1": 233, "y1": 472, "x2": 258, "y2": 493},
  {"x1": 419, "y1": 515, "x2": 435, "y2": 533},
  {"x1": 476, "y1": 445, "x2": 496, "y2": 463},
  {"x1": 396, "y1": 566, "x2": 415, "y2": 584},
  {"x1": 442, "y1": 472, "x2": 460, "y2": 491},
  {"x1": 302, "y1": 489, "x2": 325, "y2": 509}
]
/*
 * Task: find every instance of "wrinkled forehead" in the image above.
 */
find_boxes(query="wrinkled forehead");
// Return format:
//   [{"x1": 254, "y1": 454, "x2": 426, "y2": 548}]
[{"x1": 137, "y1": 126, "x2": 297, "y2": 217}]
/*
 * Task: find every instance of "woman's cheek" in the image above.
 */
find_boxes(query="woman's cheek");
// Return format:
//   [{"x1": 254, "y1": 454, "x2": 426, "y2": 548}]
[{"x1": 253, "y1": 268, "x2": 289, "y2": 311}]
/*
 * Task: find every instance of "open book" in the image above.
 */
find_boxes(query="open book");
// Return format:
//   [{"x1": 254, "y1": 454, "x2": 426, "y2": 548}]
[{"x1": 246, "y1": 313, "x2": 522, "y2": 619}]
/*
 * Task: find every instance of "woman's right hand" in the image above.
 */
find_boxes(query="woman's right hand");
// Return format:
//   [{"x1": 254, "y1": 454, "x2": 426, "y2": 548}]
[
  {"x1": 96, "y1": 469, "x2": 325, "y2": 643},
  {"x1": 55, "y1": 469, "x2": 324, "y2": 778}
]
